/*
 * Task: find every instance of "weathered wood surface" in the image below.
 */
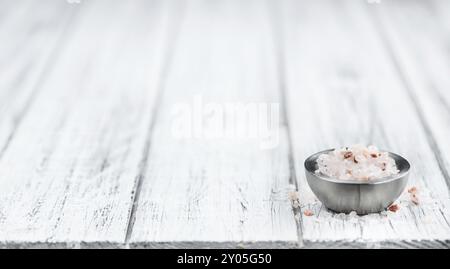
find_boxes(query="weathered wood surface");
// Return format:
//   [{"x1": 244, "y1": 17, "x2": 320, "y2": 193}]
[
  {"x1": 277, "y1": 0, "x2": 450, "y2": 248},
  {"x1": 128, "y1": 0, "x2": 298, "y2": 248},
  {"x1": 0, "y1": 0, "x2": 175, "y2": 247},
  {"x1": 0, "y1": 0, "x2": 449, "y2": 248}
]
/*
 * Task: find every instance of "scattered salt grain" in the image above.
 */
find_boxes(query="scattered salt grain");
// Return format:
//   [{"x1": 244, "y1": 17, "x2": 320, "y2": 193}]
[
  {"x1": 348, "y1": 211, "x2": 359, "y2": 223},
  {"x1": 380, "y1": 211, "x2": 388, "y2": 217},
  {"x1": 407, "y1": 186, "x2": 419, "y2": 205},
  {"x1": 316, "y1": 144, "x2": 399, "y2": 181},
  {"x1": 288, "y1": 191, "x2": 300, "y2": 208},
  {"x1": 304, "y1": 209, "x2": 314, "y2": 216},
  {"x1": 288, "y1": 191, "x2": 299, "y2": 201}
]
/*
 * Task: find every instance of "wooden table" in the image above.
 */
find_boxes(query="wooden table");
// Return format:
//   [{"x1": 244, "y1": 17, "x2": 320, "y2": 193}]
[{"x1": 0, "y1": 0, "x2": 449, "y2": 248}]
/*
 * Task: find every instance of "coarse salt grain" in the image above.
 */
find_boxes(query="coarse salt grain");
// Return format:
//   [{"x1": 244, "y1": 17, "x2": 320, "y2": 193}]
[
  {"x1": 315, "y1": 144, "x2": 399, "y2": 181},
  {"x1": 304, "y1": 209, "x2": 314, "y2": 216}
]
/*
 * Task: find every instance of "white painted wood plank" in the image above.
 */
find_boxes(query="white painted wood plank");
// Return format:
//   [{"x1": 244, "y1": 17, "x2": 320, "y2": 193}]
[
  {"x1": 431, "y1": 0, "x2": 450, "y2": 35},
  {"x1": 278, "y1": 0, "x2": 450, "y2": 248},
  {"x1": 0, "y1": 1, "x2": 75, "y2": 160},
  {"x1": 129, "y1": 0, "x2": 298, "y2": 248},
  {"x1": 0, "y1": 0, "x2": 174, "y2": 247},
  {"x1": 374, "y1": 0, "x2": 450, "y2": 193}
]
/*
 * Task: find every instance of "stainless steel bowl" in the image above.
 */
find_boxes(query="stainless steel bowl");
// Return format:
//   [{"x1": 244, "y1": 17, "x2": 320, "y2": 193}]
[{"x1": 304, "y1": 149, "x2": 410, "y2": 215}]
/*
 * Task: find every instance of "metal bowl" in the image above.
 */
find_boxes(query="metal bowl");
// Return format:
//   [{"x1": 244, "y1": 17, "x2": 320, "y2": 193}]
[{"x1": 304, "y1": 149, "x2": 410, "y2": 215}]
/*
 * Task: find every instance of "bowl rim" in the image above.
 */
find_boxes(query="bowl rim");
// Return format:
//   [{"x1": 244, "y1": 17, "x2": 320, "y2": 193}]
[{"x1": 304, "y1": 148, "x2": 411, "y2": 185}]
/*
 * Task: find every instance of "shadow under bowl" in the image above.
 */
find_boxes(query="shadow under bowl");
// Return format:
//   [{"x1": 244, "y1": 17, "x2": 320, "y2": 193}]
[{"x1": 304, "y1": 149, "x2": 410, "y2": 215}]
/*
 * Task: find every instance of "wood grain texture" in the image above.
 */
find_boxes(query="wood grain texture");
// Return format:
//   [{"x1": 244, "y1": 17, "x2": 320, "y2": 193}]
[
  {"x1": 129, "y1": 0, "x2": 298, "y2": 248},
  {"x1": 277, "y1": 0, "x2": 450, "y2": 248},
  {"x1": 0, "y1": 0, "x2": 174, "y2": 247},
  {"x1": 0, "y1": 0, "x2": 75, "y2": 160}
]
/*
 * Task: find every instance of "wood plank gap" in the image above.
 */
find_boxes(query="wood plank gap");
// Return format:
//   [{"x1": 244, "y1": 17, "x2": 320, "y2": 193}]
[
  {"x1": 124, "y1": 1, "x2": 187, "y2": 247},
  {"x1": 266, "y1": 0, "x2": 304, "y2": 248}
]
